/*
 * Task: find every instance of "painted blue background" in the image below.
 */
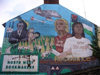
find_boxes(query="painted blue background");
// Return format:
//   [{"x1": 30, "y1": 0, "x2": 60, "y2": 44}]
[{"x1": 4, "y1": 4, "x2": 95, "y2": 41}]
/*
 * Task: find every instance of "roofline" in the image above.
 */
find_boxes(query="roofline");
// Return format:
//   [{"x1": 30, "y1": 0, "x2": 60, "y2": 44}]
[
  {"x1": 2, "y1": 23, "x2": 6, "y2": 27},
  {"x1": 2, "y1": 4, "x2": 99, "y2": 28}
]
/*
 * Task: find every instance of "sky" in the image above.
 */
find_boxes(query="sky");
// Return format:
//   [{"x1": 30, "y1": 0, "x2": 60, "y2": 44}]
[{"x1": 0, "y1": 0, "x2": 100, "y2": 47}]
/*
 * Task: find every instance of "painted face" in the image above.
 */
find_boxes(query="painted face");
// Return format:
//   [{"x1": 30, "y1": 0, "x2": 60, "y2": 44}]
[
  {"x1": 29, "y1": 29, "x2": 34, "y2": 33},
  {"x1": 74, "y1": 24, "x2": 83, "y2": 35},
  {"x1": 56, "y1": 20, "x2": 66, "y2": 31},
  {"x1": 17, "y1": 23, "x2": 24, "y2": 30}
]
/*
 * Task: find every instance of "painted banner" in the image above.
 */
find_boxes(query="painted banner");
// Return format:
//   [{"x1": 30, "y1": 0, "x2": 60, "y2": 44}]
[{"x1": 2, "y1": 55, "x2": 38, "y2": 72}]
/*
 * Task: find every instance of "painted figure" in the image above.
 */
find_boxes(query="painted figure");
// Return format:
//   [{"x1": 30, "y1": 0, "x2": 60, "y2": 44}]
[
  {"x1": 59, "y1": 22, "x2": 93, "y2": 59},
  {"x1": 54, "y1": 19, "x2": 72, "y2": 53},
  {"x1": 6, "y1": 22, "x2": 14, "y2": 38},
  {"x1": 28, "y1": 28, "x2": 40, "y2": 52},
  {"x1": 9, "y1": 21, "x2": 28, "y2": 44},
  {"x1": 34, "y1": 7, "x2": 61, "y2": 21}
]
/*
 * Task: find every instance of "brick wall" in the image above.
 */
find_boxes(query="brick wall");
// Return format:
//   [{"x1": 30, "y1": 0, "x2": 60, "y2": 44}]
[{"x1": 44, "y1": 0, "x2": 59, "y2": 4}]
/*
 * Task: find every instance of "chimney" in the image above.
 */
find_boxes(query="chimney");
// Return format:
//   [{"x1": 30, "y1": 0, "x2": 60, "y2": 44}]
[{"x1": 44, "y1": 0, "x2": 59, "y2": 4}]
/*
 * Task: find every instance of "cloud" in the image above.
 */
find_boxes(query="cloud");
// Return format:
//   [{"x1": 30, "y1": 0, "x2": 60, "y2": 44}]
[
  {"x1": 60, "y1": 0, "x2": 86, "y2": 18},
  {"x1": 0, "y1": 0, "x2": 43, "y2": 23},
  {"x1": 83, "y1": 0, "x2": 100, "y2": 25},
  {"x1": 60, "y1": 0, "x2": 100, "y2": 25}
]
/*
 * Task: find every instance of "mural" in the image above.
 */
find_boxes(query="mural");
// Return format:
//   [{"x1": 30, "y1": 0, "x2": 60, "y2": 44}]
[
  {"x1": 58, "y1": 22, "x2": 93, "y2": 59},
  {"x1": 1, "y1": 4, "x2": 99, "y2": 75},
  {"x1": 9, "y1": 20, "x2": 28, "y2": 44},
  {"x1": 54, "y1": 19, "x2": 72, "y2": 53},
  {"x1": 34, "y1": 7, "x2": 61, "y2": 21}
]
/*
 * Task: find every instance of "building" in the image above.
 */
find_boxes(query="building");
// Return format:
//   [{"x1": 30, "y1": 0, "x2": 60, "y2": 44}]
[
  {"x1": 0, "y1": 0, "x2": 100, "y2": 75},
  {"x1": 0, "y1": 47, "x2": 1, "y2": 55}
]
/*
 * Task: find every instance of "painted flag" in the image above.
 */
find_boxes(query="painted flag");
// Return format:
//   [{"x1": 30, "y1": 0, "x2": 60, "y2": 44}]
[
  {"x1": 82, "y1": 23, "x2": 93, "y2": 36},
  {"x1": 71, "y1": 14, "x2": 78, "y2": 22}
]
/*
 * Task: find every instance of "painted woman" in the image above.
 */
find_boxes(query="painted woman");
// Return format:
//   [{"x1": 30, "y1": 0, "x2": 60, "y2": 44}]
[
  {"x1": 54, "y1": 19, "x2": 72, "y2": 53},
  {"x1": 59, "y1": 22, "x2": 93, "y2": 59}
]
